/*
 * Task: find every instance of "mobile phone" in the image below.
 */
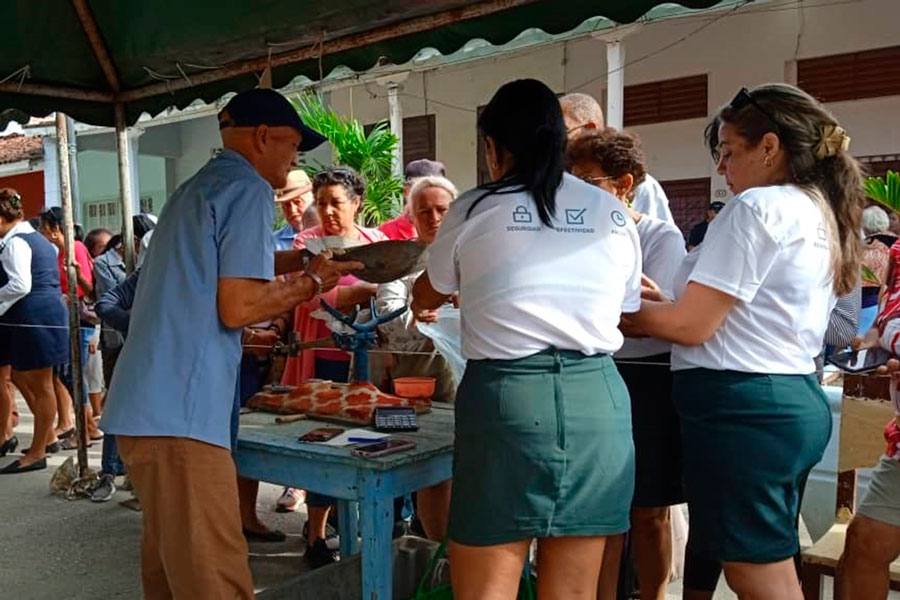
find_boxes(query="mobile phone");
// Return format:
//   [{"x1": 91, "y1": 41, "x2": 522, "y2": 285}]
[
  {"x1": 351, "y1": 438, "x2": 416, "y2": 458},
  {"x1": 298, "y1": 427, "x2": 345, "y2": 443},
  {"x1": 827, "y1": 347, "x2": 894, "y2": 373}
]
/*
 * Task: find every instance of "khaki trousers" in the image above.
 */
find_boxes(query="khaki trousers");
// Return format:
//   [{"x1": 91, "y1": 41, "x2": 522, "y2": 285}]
[{"x1": 118, "y1": 436, "x2": 255, "y2": 600}]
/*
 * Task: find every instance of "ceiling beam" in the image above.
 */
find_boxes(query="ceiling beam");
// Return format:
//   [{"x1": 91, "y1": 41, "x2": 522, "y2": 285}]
[
  {"x1": 118, "y1": 0, "x2": 539, "y2": 102},
  {"x1": 0, "y1": 81, "x2": 115, "y2": 102},
  {"x1": 71, "y1": 0, "x2": 121, "y2": 92}
]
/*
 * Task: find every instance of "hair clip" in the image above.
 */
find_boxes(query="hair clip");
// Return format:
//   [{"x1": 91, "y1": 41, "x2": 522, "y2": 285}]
[{"x1": 815, "y1": 124, "x2": 850, "y2": 160}]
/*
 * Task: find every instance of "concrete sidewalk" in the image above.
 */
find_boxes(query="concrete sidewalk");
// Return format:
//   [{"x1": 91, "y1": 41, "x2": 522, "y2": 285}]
[
  {"x1": 0, "y1": 394, "x2": 313, "y2": 598},
  {"x1": 0, "y1": 394, "x2": 841, "y2": 600}
]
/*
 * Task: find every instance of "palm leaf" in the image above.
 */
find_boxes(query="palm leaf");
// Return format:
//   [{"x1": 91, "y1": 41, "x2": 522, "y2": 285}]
[
  {"x1": 291, "y1": 94, "x2": 404, "y2": 226},
  {"x1": 866, "y1": 170, "x2": 900, "y2": 215}
]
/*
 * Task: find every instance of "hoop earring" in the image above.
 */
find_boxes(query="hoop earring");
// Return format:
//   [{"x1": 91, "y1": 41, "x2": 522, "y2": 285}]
[{"x1": 764, "y1": 155, "x2": 773, "y2": 167}]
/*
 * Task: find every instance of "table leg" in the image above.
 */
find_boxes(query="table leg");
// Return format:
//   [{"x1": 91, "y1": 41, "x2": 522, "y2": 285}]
[
  {"x1": 337, "y1": 499, "x2": 360, "y2": 557},
  {"x1": 359, "y1": 477, "x2": 394, "y2": 600}
]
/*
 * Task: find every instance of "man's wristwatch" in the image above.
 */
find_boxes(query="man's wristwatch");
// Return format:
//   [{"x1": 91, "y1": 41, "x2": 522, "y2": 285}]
[{"x1": 304, "y1": 270, "x2": 325, "y2": 295}]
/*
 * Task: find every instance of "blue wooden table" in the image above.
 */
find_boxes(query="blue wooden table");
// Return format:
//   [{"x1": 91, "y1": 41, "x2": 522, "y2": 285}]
[{"x1": 235, "y1": 405, "x2": 454, "y2": 600}]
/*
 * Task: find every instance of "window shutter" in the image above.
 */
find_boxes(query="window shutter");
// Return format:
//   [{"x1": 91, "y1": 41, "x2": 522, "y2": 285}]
[
  {"x1": 624, "y1": 74, "x2": 708, "y2": 127},
  {"x1": 658, "y1": 177, "x2": 711, "y2": 239},
  {"x1": 798, "y1": 45, "x2": 900, "y2": 103}
]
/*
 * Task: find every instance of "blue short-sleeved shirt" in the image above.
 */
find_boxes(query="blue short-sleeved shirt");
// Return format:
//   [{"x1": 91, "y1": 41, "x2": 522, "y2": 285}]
[
  {"x1": 272, "y1": 224, "x2": 299, "y2": 251},
  {"x1": 100, "y1": 149, "x2": 275, "y2": 449}
]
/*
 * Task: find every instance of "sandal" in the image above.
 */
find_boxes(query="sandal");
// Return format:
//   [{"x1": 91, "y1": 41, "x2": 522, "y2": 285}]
[
  {"x1": 57, "y1": 428, "x2": 76, "y2": 440},
  {"x1": 59, "y1": 437, "x2": 92, "y2": 451}
]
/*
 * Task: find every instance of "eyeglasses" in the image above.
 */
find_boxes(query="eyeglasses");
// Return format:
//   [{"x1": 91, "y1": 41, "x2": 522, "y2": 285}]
[
  {"x1": 729, "y1": 87, "x2": 781, "y2": 133},
  {"x1": 578, "y1": 174, "x2": 614, "y2": 185}
]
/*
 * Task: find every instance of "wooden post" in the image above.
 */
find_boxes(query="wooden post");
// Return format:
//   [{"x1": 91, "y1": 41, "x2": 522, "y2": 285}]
[
  {"x1": 55, "y1": 112, "x2": 89, "y2": 477},
  {"x1": 115, "y1": 104, "x2": 136, "y2": 272}
]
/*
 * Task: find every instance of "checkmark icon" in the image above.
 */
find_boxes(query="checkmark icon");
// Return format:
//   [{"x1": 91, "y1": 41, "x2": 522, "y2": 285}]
[{"x1": 565, "y1": 208, "x2": 586, "y2": 225}]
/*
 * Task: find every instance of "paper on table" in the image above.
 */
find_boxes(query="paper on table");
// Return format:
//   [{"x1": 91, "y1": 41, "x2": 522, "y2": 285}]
[{"x1": 320, "y1": 428, "x2": 389, "y2": 447}]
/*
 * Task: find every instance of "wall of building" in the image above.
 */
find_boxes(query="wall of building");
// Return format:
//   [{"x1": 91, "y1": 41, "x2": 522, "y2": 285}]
[
  {"x1": 325, "y1": 0, "x2": 900, "y2": 196},
  {"x1": 76, "y1": 150, "x2": 168, "y2": 232},
  {"x1": 0, "y1": 170, "x2": 44, "y2": 218}
]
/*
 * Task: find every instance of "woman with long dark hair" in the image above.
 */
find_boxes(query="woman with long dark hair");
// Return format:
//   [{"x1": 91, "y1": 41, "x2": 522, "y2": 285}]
[
  {"x1": 625, "y1": 83, "x2": 863, "y2": 599},
  {"x1": 413, "y1": 79, "x2": 642, "y2": 599}
]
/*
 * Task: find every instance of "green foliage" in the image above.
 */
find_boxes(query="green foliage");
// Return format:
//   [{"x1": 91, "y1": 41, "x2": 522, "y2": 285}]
[
  {"x1": 291, "y1": 94, "x2": 404, "y2": 225},
  {"x1": 865, "y1": 170, "x2": 900, "y2": 215}
]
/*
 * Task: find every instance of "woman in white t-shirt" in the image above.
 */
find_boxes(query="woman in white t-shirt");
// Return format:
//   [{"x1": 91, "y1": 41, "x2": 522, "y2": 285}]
[
  {"x1": 412, "y1": 79, "x2": 642, "y2": 600},
  {"x1": 568, "y1": 129, "x2": 686, "y2": 600},
  {"x1": 626, "y1": 83, "x2": 864, "y2": 599}
]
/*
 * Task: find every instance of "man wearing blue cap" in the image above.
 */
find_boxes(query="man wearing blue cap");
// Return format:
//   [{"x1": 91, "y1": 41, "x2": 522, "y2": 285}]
[{"x1": 101, "y1": 89, "x2": 359, "y2": 599}]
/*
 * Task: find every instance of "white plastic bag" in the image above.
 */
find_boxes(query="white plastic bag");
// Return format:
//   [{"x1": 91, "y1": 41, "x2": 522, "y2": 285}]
[{"x1": 417, "y1": 306, "x2": 466, "y2": 385}]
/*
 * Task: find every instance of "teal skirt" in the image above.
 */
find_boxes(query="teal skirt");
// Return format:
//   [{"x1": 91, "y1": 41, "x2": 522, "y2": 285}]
[
  {"x1": 673, "y1": 369, "x2": 832, "y2": 563},
  {"x1": 448, "y1": 350, "x2": 634, "y2": 546}
]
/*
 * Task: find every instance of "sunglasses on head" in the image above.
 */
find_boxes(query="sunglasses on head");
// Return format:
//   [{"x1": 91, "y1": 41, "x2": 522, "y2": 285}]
[
  {"x1": 0, "y1": 189, "x2": 21, "y2": 208},
  {"x1": 729, "y1": 87, "x2": 781, "y2": 133}
]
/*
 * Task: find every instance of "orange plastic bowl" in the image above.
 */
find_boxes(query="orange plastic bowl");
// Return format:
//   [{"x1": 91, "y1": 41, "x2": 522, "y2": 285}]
[{"x1": 393, "y1": 377, "x2": 436, "y2": 399}]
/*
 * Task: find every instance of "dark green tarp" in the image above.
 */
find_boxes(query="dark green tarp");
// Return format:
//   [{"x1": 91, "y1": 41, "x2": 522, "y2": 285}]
[{"x1": 1, "y1": 0, "x2": 722, "y2": 127}]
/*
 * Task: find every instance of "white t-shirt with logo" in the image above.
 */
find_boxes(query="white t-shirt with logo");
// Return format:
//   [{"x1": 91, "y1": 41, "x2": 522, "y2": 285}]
[
  {"x1": 427, "y1": 173, "x2": 642, "y2": 361},
  {"x1": 617, "y1": 215, "x2": 687, "y2": 359},
  {"x1": 633, "y1": 174, "x2": 674, "y2": 223},
  {"x1": 670, "y1": 184, "x2": 837, "y2": 374}
]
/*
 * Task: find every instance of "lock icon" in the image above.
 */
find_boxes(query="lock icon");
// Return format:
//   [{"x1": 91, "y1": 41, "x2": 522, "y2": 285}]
[{"x1": 513, "y1": 206, "x2": 533, "y2": 223}]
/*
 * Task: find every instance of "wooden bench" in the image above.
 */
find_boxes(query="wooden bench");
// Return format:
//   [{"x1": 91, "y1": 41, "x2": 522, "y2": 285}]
[{"x1": 801, "y1": 373, "x2": 900, "y2": 599}]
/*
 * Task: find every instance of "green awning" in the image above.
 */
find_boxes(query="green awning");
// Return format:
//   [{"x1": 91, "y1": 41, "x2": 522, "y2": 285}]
[{"x1": 1, "y1": 0, "x2": 724, "y2": 127}]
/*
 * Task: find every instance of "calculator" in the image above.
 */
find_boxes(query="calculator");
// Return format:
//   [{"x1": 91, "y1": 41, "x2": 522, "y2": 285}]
[{"x1": 374, "y1": 407, "x2": 419, "y2": 432}]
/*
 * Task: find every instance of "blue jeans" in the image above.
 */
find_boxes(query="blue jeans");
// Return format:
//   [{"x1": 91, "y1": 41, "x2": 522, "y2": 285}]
[{"x1": 101, "y1": 433, "x2": 126, "y2": 476}]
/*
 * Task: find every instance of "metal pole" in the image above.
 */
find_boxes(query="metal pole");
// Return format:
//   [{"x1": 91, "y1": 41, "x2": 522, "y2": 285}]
[
  {"x1": 115, "y1": 104, "x2": 136, "y2": 273},
  {"x1": 387, "y1": 82, "x2": 403, "y2": 180},
  {"x1": 55, "y1": 112, "x2": 89, "y2": 478}
]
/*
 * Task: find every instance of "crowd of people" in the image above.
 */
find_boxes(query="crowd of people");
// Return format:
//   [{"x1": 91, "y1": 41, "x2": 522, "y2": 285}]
[{"x1": 2, "y1": 78, "x2": 898, "y2": 600}]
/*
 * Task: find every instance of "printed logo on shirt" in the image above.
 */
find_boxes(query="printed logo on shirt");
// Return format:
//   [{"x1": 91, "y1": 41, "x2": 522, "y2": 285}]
[
  {"x1": 554, "y1": 207, "x2": 596, "y2": 233},
  {"x1": 565, "y1": 208, "x2": 586, "y2": 225},
  {"x1": 508, "y1": 205, "x2": 541, "y2": 232},
  {"x1": 611, "y1": 210, "x2": 627, "y2": 227},
  {"x1": 512, "y1": 206, "x2": 533, "y2": 223},
  {"x1": 815, "y1": 223, "x2": 829, "y2": 250}
]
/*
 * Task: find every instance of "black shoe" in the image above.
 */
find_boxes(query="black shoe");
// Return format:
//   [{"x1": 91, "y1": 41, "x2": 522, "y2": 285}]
[
  {"x1": 0, "y1": 436, "x2": 18, "y2": 457},
  {"x1": 57, "y1": 428, "x2": 76, "y2": 440},
  {"x1": 0, "y1": 458, "x2": 47, "y2": 474},
  {"x1": 305, "y1": 539, "x2": 338, "y2": 569},
  {"x1": 21, "y1": 441, "x2": 60, "y2": 454},
  {"x1": 243, "y1": 527, "x2": 287, "y2": 543},
  {"x1": 302, "y1": 522, "x2": 340, "y2": 549}
]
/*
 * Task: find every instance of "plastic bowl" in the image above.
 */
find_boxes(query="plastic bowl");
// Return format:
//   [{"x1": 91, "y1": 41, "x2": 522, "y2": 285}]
[{"x1": 393, "y1": 377, "x2": 436, "y2": 399}]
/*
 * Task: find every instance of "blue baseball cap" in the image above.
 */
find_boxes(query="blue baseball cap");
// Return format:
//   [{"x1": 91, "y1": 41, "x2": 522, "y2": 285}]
[{"x1": 218, "y1": 88, "x2": 327, "y2": 152}]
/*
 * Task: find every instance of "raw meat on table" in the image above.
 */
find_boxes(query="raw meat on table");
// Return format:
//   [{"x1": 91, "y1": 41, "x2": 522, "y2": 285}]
[{"x1": 248, "y1": 380, "x2": 431, "y2": 425}]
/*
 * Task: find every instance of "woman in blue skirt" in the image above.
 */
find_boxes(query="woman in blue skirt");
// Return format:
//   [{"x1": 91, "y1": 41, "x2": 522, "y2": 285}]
[
  {"x1": 413, "y1": 79, "x2": 642, "y2": 600},
  {"x1": 626, "y1": 84, "x2": 863, "y2": 599},
  {"x1": 0, "y1": 189, "x2": 69, "y2": 473}
]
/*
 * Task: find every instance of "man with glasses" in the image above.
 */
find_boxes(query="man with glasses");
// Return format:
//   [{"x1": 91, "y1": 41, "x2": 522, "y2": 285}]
[
  {"x1": 560, "y1": 93, "x2": 674, "y2": 223},
  {"x1": 272, "y1": 169, "x2": 315, "y2": 251}
]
